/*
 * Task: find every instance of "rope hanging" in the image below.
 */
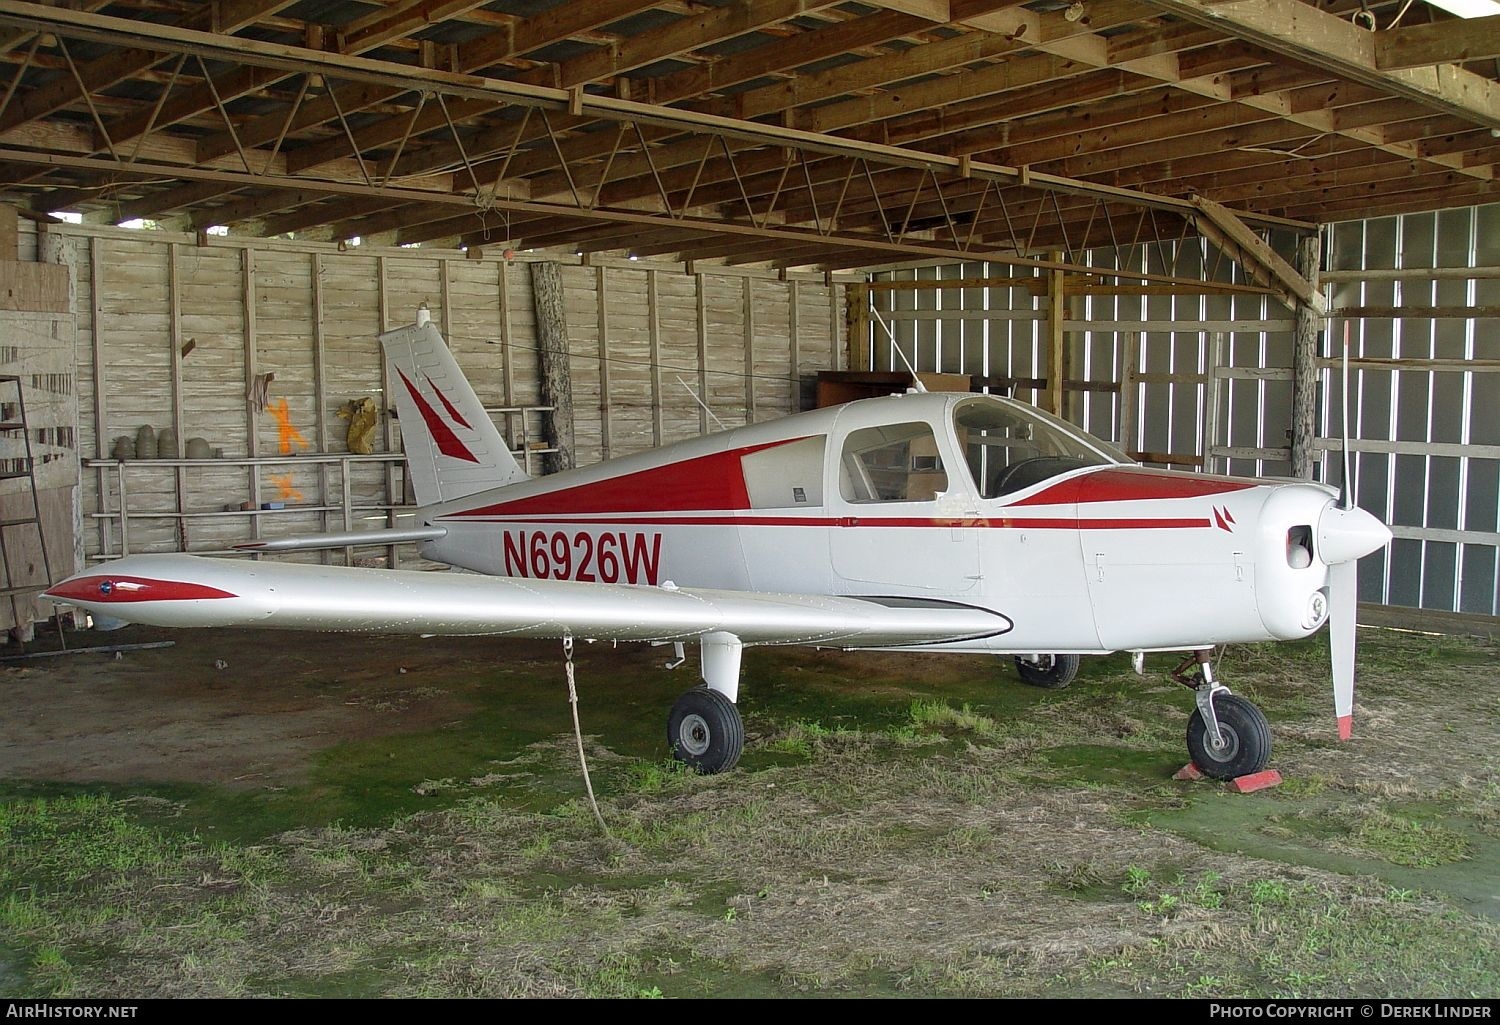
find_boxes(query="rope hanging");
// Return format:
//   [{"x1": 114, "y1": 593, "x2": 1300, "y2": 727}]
[{"x1": 562, "y1": 635, "x2": 610, "y2": 837}]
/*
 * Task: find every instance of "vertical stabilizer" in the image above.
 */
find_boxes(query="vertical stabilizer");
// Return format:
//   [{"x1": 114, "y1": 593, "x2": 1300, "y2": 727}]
[{"x1": 379, "y1": 322, "x2": 529, "y2": 506}]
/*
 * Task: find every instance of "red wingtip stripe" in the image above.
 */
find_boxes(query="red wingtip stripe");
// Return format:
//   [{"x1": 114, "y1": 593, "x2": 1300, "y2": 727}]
[
  {"x1": 1337, "y1": 714, "x2": 1353, "y2": 741},
  {"x1": 45, "y1": 575, "x2": 238, "y2": 604},
  {"x1": 425, "y1": 374, "x2": 472, "y2": 429},
  {"x1": 398, "y1": 368, "x2": 479, "y2": 464}
]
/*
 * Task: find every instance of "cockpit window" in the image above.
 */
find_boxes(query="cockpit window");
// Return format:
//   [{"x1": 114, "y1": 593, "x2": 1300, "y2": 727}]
[
  {"x1": 954, "y1": 397, "x2": 1126, "y2": 499},
  {"x1": 840, "y1": 422, "x2": 948, "y2": 503}
]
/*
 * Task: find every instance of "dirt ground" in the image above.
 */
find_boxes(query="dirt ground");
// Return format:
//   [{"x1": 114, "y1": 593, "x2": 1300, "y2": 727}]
[
  {"x1": 1, "y1": 622, "x2": 1497, "y2": 998},
  {"x1": 0, "y1": 628, "x2": 506, "y2": 787}
]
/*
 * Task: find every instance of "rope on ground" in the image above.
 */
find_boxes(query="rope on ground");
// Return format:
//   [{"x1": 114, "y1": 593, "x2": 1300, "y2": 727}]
[{"x1": 562, "y1": 635, "x2": 610, "y2": 837}]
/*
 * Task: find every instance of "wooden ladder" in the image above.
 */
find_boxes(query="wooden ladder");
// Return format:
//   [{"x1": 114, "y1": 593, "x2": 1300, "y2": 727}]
[{"x1": 0, "y1": 375, "x2": 65, "y2": 648}]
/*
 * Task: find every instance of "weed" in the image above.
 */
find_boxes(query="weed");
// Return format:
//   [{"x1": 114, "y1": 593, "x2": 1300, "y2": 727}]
[{"x1": 1348, "y1": 813, "x2": 1471, "y2": 867}]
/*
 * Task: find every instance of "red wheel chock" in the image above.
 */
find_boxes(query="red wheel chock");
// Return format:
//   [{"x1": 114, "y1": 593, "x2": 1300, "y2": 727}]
[{"x1": 1174, "y1": 763, "x2": 1283, "y2": 792}]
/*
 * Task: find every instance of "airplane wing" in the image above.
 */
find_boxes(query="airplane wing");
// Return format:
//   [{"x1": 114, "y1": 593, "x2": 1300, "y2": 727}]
[{"x1": 44, "y1": 554, "x2": 1011, "y2": 648}]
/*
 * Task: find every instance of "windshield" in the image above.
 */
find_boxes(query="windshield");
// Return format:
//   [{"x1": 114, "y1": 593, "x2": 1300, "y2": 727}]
[{"x1": 953, "y1": 396, "x2": 1127, "y2": 499}]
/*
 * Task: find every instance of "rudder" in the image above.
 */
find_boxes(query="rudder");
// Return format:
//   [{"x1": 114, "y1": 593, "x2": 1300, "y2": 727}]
[{"x1": 379, "y1": 322, "x2": 528, "y2": 506}]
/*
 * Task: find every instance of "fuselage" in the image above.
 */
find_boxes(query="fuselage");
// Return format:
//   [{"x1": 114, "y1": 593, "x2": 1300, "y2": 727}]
[{"x1": 418, "y1": 391, "x2": 1347, "y2": 656}]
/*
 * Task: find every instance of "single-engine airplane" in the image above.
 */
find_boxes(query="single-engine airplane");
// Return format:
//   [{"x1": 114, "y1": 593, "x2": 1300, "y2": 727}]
[{"x1": 45, "y1": 318, "x2": 1391, "y2": 779}]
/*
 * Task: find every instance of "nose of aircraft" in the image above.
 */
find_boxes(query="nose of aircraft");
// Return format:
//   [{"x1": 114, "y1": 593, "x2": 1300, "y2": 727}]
[{"x1": 1317, "y1": 501, "x2": 1392, "y2": 565}]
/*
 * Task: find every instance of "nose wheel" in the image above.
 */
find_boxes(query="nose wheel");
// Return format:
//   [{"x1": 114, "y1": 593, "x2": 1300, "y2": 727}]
[
  {"x1": 1187, "y1": 694, "x2": 1272, "y2": 780},
  {"x1": 1174, "y1": 650, "x2": 1272, "y2": 781},
  {"x1": 667, "y1": 686, "x2": 744, "y2": 774}
]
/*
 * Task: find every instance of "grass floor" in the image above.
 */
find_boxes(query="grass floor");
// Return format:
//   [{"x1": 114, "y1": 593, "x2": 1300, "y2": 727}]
[{"x1": 1, "y1": 625, "x2": 1497, "y2": 998}]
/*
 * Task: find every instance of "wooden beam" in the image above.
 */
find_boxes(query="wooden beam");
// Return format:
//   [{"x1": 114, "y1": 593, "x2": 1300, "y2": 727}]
[
  {"x1": 0, "y1": 0, "x2": 298, "y2": 137},
  {"x1": 1141, "y1": 0, "x2": 1500, "y2": 130},
  {"x1": 1191, "y1": 194, "x2": 1321, "y2": 313},
  {"x1": 195, "y1": 0, "x2": 665, "y2": 163},
  {"x1": 338, "y1": 0, "x2": 496, "y2": 55},
  {"x1": 1374, "y1": 15, "x2": 1500, "y2": 70}
]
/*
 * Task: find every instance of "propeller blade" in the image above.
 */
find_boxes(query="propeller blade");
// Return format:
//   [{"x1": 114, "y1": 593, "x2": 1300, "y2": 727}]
[{"x1": 1329, "y1": 558, "x2": 1357, "y2": 741}]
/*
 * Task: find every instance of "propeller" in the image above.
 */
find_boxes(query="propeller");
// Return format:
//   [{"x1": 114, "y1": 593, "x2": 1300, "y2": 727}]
[{"x1": 1320, "y1": 319, "x2": 1391, "y2": 741}]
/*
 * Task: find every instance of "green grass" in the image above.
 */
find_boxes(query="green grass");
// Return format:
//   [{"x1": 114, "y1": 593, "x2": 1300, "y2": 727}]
[{"x1": 2, "y1": 629, "x2": 1498, "y2": 997}]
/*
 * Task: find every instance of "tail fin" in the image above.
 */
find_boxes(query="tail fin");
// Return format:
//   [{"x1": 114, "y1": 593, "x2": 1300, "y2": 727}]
[{"x1": 379, "y1": 322, "x2": 529, "y2": 506}]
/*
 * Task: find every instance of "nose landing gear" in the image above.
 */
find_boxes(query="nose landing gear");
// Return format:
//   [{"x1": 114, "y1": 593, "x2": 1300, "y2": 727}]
[{"x1": 1173, "y1": 650, "x2": 1272, "y2": 780}]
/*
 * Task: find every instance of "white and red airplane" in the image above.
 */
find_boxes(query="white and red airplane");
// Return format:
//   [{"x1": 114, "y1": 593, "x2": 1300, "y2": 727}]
[{"x1": 45, "y1": 319, "x2": 1391, "y2": 779}]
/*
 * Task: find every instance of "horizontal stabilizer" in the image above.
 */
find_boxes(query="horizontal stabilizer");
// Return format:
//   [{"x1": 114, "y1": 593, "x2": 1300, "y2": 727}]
[{"x1": 233, "y1": 526, "x2": 447, "y2": 553}]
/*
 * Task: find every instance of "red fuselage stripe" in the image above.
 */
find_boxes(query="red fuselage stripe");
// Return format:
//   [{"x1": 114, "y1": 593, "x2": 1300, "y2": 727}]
[
  {"x1": 443, "y1": 515, "x2": 1211, "y2": 529},
  {"x1": 450, "y1": 437, "x2": 807, "y2": 517},
  {"x1": 1009, "y1": 468, "x2": 1257, "y2": 507}
]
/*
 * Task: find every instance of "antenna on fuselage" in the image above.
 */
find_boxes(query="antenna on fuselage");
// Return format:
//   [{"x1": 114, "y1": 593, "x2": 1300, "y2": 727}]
[
  {"x1": 869, "y1": 304, "x2": 927, "y2": 393},
  {"x1": 675, "y1": 375, "x2": 727, "y2": 431}
]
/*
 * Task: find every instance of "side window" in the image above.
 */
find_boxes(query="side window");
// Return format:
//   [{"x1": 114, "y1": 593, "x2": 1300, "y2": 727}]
[{"x1": 839, "y1": 422, "x2": 948, "y2": 503}]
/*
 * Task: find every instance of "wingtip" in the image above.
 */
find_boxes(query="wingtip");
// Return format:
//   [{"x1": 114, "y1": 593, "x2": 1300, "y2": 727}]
[{"x1": 1337, "y1": 714, "x2": 1352, "y2": 741}]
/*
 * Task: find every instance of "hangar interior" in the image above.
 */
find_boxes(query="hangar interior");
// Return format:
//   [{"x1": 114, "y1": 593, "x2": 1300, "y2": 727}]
[{"x1": 0, "y1": 0, "x2": 1496, "y2": 632}]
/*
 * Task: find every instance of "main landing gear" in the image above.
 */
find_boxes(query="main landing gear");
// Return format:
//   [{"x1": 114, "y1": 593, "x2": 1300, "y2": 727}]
[
  {"x1": 1173, "y1": 649, "x2": 1272, "y2": 780},
  {"x1": 666, "y1": 632, "x2": 745, "y2": 774},
  {"x1": 1013, "y1": 652, "x2": 1080, "y2": 689}
]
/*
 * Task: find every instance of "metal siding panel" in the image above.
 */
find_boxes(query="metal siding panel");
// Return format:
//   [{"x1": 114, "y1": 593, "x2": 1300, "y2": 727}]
[
  {"x1": 1387, "y1": 537, "x2": 1423, "y2": 606},
  {"x1": 1422, "y1": 539, "x2": 1457, "y2": 611},
  {"x1": 1427, "y1": 454, "x2": 1462, "y2": 531},
  {"x1": 1459, "y1": 544, "x2": 1497, "y2": 615}
]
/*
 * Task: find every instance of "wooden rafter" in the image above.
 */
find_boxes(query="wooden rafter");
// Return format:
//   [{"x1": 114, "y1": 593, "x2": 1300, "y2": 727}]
[{"x1": 0, "y1": 0, "x2": 1493, "y2": 271}]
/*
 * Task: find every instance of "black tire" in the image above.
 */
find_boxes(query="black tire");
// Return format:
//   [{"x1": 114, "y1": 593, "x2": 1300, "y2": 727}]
[
  {"x1": 1014, "y1": 653, "x2": 1080, "y2": 689},
  {"x1": 1186, "y1": 693, "x2": 1272, "y2": 780},
  {"x1": 667, "y1": 687, "x2": 744, "y2": 774}
]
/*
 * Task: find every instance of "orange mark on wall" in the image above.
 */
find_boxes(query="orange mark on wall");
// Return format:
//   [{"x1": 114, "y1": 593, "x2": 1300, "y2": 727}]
[
  {"x1": 268, "y1": 398, "x2": 310, "y2": 455},
  {"x1": 268, "y1": 474, "x2": 304, "y2": 502}
]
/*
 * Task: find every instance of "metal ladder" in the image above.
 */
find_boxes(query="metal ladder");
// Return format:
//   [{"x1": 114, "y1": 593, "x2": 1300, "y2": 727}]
[{"x1": 0, "y1": 375, "x2": 64, "y2": 647}]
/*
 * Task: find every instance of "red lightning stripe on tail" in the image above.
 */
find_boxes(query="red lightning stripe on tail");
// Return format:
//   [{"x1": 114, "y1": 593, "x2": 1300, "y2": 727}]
[
  {"x1": 398, "y1": 369, "x2": 479, "y2": 463},
  {"x1": 425, "y1": 374, "x2": 473, "y2": 429}
]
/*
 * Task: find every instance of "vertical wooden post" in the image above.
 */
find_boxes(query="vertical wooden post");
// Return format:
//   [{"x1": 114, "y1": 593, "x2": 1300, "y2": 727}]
[
  {"x1": 242, "y1": 247, "x2": 261, "y2": 546},
  {"x1": 647, "y1": 269, "x2": 662, "y2": 447},
  {"x1": 498, "y1": 259, "x2": 514, "y2": 406},
  {"x1": 169, "y1": 245, "x2": 187, "y2": 548},
  {"x1": 695, "y1": 272, "x2": 710, "y2": 435},
  {"x1": 377, "y1": 255, "x2": 398, "y2": 567},
  {"x1": 1201, "y1": 331, "x2": 1225, "y2": 475},
  {"x1": 846, "y1": 282, "x2": 869, "y2": 372},
  {"x1": 834, "y1": 279, "x2": 846, "y2": 375},
  {"x1": 90, "y1": 240, "x2": 110, "y2": 557},
  {"x1": 439, "y1": 258, "x2": 452, "y2": 336},
  {"x1": 311, "y1": 252, "x2": 335, "y2": 564},
  {"x1": 1290, "y1": 232, "x2": 1321, "y2": 480},
  {"x1": 788, "y1": 279, "x2": 801, "y2": 412},
  {"x1": 743, "y1": 276, "x2": 756, "y2": 424},
  {"x1": 596, "y1": 265, "x2": 612, "y2": 457},
  {"x1": 529, "y1": 261, "x2": 573, "y2": 474},
  {"x1": 1119, "y1": 331, "x2": 1139, "y2": 456},
  {"x1": 1045, "y1": 253, "x2": 1066, "y2": 417}
]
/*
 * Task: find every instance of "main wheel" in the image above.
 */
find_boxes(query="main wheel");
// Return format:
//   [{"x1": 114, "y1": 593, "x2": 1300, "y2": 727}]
[
  {"x1": 1186, "y1": 693, "x2": 1272, "y2": 780},
  {"x1": 667, "y1": 687, "x2": 744, "y2": 774},
  {"x1": 1014, "y1": 653, "x2": 1080, "y2": 689}
]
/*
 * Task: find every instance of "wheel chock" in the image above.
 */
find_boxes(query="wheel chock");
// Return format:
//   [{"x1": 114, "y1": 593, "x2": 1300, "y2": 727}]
[
  {"x1": 1226, "y1": 769, "x2": 1282, "y2": 793},
  {"x1": 1173, "y1": 764, "x2": 1283, "y2": 792}
]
